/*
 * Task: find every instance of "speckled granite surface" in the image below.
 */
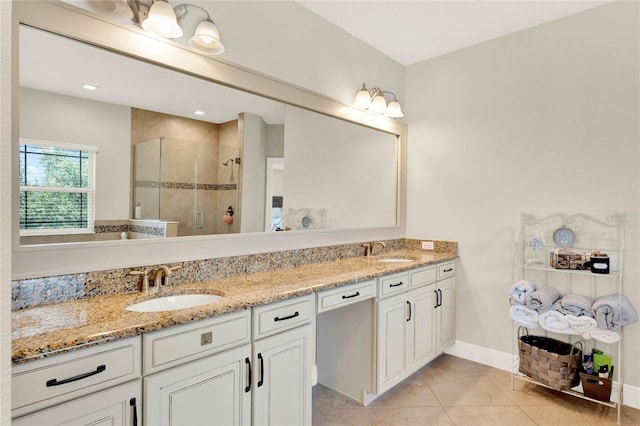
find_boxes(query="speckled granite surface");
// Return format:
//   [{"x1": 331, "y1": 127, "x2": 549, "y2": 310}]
[{"x1": 12, "y1": 249, "x2": 456, "y2": 364}]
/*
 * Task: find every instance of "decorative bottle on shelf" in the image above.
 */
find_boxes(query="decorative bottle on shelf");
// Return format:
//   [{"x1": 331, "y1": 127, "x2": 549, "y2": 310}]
[{"x1": 134, "y1": 202, "x2": 141, "y2": 219}]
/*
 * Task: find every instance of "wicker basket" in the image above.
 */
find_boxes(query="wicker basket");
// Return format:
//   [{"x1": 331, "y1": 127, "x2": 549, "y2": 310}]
[{"x1": 518, "y1": 328, "x2": 582, "y2": 391}]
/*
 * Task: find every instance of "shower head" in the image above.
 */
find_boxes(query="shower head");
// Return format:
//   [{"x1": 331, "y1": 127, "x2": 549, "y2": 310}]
[{"x1": 222, "y1": 158, "x2": 234, "y2": 166}]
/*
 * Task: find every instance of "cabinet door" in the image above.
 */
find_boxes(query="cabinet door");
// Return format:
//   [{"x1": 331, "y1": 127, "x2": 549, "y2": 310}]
[
  {"x1": 376, "y1": 292, "x2": 408, "y2": 394},
  {"x1": 144, "y1": 344, "x2": 251, "y2": 426},
  {"x1": 252, "y1": 324, "x2": 312, "y2": 426},
  {"x1": 437, "y1": 276, "x2": 456, "y2": 353},
  {"x1": 12, "y1": 380, "x2": 140, "y2": 426},
  {"x1": 407, "y1": 285, "x2": 437, "y2": 373}
]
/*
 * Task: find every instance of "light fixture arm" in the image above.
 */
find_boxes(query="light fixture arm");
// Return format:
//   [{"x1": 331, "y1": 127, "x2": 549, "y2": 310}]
[
  {"x1": 173, "y1": 3, "x2": 212, "y2": 23},
  {"x1": 368, "y1": 87, "x2": 399, "y2": 102}
]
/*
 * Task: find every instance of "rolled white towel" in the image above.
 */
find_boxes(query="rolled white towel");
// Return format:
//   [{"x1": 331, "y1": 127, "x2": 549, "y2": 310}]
[
  {"x1": 593, "y1": 294, "x2": 638, "y2": 331},
  {"x1": 565, "y1": 314, "x2": 598, "y2": 333},
  {"x1": 554, "y1": 294, "x2": 595, "y2": 317},
  {"x1": 525, "y1": 287, "x2": 561, "y2": 312},
  {"x1": 582, "y1": 328, "x2": 620, "y2": 344},
  {"x1": 510, "y1": 305, "x2": 539, "y2": 328},
  {"x1": 539, "y1": 310, "x2": 580, "y2": 335},
  {"x1": 509, "y1": 279, "x2": 537, "y2": 305}
]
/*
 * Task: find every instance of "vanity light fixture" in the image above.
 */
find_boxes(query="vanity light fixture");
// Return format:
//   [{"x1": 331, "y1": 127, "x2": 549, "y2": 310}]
[
  {"x1": 141, "y1": 0, "x2": 183, "y2": 38},
  {"x1": 125, "y1": 1, "x2": 225, "y2": 54},
  {"x1": 194, "y1": 110, "x2": 205, "y2": 116},
  {"x1": 82, "y1": 83, "x2": 100, "y2": 90},
  {"x1": 354, "y1": 83, "x2": 404, "y2": 118}
]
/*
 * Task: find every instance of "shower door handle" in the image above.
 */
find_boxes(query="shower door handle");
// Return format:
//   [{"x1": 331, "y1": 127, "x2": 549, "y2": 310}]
[{"x1": 196, "y1": 212, "x2": 204, "y2": 229}]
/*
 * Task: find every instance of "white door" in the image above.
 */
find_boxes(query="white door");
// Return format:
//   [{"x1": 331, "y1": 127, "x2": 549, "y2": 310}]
[
  {"x1": 437, "y1": 277, "x2": 456, "y2": 353},
  {"x1": 252, "y1": 324, "x2": 312, "y2": 426},
  {"x1": 12, "y1": 380, "x2": 140, "y2": 426},
  {"x1": 376, "y1": 292, "x2": 408, "y2": 394},
  {"x1": 144, "y1": 344, "x2": 251, "y2": 426},
  {"x1": 407, "y1": 285, "x2": 437, "y2": 373}
]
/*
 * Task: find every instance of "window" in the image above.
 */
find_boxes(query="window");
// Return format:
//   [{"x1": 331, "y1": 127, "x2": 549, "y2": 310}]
[{"x1": 19, "y1": 138, "x2": 97, "y2": 234}]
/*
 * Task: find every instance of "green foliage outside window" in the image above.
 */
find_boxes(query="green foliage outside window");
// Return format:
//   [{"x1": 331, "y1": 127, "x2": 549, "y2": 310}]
[{"x1": 19, "y1": 144, "x2": 93, "y2": 231}]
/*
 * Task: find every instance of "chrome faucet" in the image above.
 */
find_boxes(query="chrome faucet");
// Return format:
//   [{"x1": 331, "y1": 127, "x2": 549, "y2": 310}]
[
  {"x1": 153, "y1": 265, "x2": 182, "y2": 291},
  {"x1": 362, "y1": 241, "x2": 386, "y2": 256}
]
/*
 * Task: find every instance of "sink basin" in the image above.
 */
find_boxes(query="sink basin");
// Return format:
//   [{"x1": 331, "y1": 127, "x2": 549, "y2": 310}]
[
  {"x1": 376, "y1": 257, "x2": 415, "y2": 263},
  {"x1": 126, "y1": 294, "x2": 222, "y2": 312}
]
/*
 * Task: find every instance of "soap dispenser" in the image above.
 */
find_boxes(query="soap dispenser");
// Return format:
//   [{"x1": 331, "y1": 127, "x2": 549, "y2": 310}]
[{"x1": 134, "y1": 202, "x2": 141, "y2": 219}]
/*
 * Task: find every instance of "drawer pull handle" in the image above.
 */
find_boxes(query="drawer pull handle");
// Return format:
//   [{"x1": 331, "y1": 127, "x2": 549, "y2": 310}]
[
  {"x1": 443, "y1": 268, "x2": 453, "y2": 273},
  {"x1": 130, "y1": 398, "x2": 138, "y2": 426},
  {"x1": 245, "y1": 357, "x2": 252, "y2": 393},
  {"x1": 274, "y1": 311, "x2": 299, "y2": 322},
  {"x1": 46, "y1": 364, "x2": 106, "y2": 387},
  {"x1": 257, "y1": 353, "x2": 264, "y2": 387},
  {"x1": 389, "y1": 281, "x2": 404, "y2": 288},
  {"x1": 342, "y1": 291, "x2": 360, "y2": 299}
]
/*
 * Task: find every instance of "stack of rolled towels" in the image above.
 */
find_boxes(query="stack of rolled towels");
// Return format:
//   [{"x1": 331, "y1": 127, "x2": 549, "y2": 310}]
[{"x1": 508, "y1": 279, "x2": 637, "y2": 343}]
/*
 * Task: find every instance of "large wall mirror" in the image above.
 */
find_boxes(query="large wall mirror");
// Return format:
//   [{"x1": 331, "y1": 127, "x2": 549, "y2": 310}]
[{"x1": 12, "y1": 1, "x2": 406, "y2": 278}]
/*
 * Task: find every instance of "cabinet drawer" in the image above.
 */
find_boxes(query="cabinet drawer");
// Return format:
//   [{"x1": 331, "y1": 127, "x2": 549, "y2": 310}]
[
  {"x1": 437, "y1": 261, "x2": 456, "y2": 280},
  {"x1": 409, "y1": 266, "x2": 436, "y2": 289},
  {"x1": 143, "y1": 309, "x2": 250, "y2": 375},
  {"x1": 317, "y1": 280, "x2": 376, "y2": 313},
  {"x1": 378, "y1": 272, "x2": 409, "y2": 299},
  {"x1": 12, "y1": 337, "x2": 141, "y2": 417},
  {"x1": 253, "y1": 294, "x2": 314, "y2": 340}
]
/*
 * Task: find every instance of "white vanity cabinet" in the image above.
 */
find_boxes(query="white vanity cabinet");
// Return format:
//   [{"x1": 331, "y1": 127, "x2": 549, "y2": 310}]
[
  {"x1": 435, "y1": 261, "x2": 456, "y2": 355},
  {"x1": 142, "y1": 310, "x2": 252, "y2": 426},
  {"x1": 12, "y1": 337, "x2": 142, "y2": 425},
  {"x1": 376, "y1": 267, "x2": 439, "y2": 394},
  {"x1": 251, "y1": 294, "x2": 314, "y2": 426}
]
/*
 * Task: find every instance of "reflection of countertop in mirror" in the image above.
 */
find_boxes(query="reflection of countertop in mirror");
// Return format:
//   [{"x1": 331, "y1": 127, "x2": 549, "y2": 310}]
[{"x1": 12, "y1": 250, "x2": 457, "y2": 364}]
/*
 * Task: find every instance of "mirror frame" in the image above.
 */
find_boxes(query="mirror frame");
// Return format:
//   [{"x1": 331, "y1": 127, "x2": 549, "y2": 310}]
[{"x1": 11, "y1": 0, "x2": 407, "y2": 280}]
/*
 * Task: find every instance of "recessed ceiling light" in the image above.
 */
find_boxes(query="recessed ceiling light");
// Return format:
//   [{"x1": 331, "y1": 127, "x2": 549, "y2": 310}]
[
  {"x1": 82, "y1": 84, "x2": 99, "y2": 90},
  {"x1": 194, "y1": 110, "x2": 205, "y2": 116}
]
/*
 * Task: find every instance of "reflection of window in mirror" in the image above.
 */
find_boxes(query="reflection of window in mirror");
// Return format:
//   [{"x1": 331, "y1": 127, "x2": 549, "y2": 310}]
[
  {"x1": 266, "y1": 157, "x2": 284, "y2": 231},
  {"x1": 18, "y1": 138, "x2": 97, "y2": 235}
]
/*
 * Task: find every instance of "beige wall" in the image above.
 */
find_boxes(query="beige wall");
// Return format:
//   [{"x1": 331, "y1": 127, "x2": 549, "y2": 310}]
[
  {"x1": 405, "y1": 2, "x2": 640, "y2": 388},
  {"x1": 0, "y1": 1, "x2": 11, "y2": 423},
  {"x1": 21, "y1": 88, "x2": 131, "y2": 220}
]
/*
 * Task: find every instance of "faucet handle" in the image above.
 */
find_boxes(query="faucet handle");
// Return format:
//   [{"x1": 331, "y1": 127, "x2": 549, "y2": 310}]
[{"x1": 130, "y1": 270, "x2": 150, "y2": 292}]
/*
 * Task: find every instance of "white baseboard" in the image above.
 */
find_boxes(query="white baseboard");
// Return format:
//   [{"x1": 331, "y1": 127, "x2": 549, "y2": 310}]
[{"x1": 445, "y1": 340, "x2": 640, "y2": 410}]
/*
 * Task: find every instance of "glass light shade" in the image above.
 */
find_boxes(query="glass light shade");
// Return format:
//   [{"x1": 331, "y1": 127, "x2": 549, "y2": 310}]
[
  {"x1": 354, "y1": 88, "x2": 372, "y2": 109},
  {"x1": 370, "y1": 94, "x2": 387, "y2": 114},
  {"x1": 142, "y1": 0, "x2": 183, "y2": 39},
  {"x1": 189, "y1": 20, "x2": 225, "y2": 55},
  {"x1": 384, "y1": 100, "x2": 404, "y2": 118}
]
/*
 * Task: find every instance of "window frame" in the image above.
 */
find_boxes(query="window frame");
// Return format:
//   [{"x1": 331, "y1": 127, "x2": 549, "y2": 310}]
[{"x1": 19, "y1": 138, "x2": 98, "y2": 236}]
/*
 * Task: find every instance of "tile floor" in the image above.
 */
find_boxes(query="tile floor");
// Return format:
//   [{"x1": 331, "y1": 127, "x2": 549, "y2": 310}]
[{"x1": 312, "y1": 354, "x2": 640, "y2": 425}]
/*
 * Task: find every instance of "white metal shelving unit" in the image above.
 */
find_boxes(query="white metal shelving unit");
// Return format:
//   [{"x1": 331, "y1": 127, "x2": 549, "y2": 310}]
[{"x1": 511, "y1": 213, "x2": 624, "y2": 425}]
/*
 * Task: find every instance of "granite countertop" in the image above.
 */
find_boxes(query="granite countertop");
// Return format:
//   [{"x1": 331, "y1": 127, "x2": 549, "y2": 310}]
[{"x1": 12, "y1": 250, "x2": 457, "y2": 364}]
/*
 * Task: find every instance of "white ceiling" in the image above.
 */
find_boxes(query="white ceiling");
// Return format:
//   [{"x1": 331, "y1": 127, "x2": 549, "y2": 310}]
[{"x1": 298, "y1": 1, "x2": 612, "y2": 66}]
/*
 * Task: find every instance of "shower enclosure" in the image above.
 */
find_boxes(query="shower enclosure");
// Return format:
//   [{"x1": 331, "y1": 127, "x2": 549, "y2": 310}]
[{"x1": 132, "y1": 137, "x2": 241, "y2": 236}]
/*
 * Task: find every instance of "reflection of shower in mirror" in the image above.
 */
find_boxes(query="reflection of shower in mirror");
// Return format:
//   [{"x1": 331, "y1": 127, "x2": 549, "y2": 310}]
[{"x1": 222, "y1": 157, "x2": 240, "y2": 182}]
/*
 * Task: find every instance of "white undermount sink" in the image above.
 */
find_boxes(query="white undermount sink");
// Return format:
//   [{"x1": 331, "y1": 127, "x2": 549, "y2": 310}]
[
  {"x1": 376, "y1": 257, "x2": 415, "y2": 263},
  {"x1": 126, "y1": 294, "x2": 222, "y2": 312}
]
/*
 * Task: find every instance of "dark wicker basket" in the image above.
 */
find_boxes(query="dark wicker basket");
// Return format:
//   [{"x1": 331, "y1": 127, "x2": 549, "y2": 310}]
[{"x1": 518, "y1": 329, "x2": 582, "y2": 391}]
